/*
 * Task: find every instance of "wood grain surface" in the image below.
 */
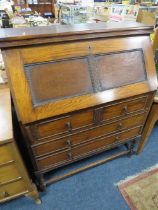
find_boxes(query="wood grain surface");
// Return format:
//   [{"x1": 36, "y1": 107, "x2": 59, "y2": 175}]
[
  {"x1": 3, "y1": 36, "x2": 157, "y2": 124},
  {"x1": 0, "y1": 85, "x2": 12, "y2": 144},
  {"x1": 0, "y1": 22, "x2": 153, "y2": 48}
]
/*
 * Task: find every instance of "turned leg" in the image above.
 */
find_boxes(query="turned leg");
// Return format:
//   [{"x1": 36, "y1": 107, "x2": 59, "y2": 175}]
[
  {"x1": 129, "y1": 139, "x2": 136, "y2": 157},
  {"x1": 26, "y1": 187, "x2": 41, "y2": 204},
  {"x1": 137, "y1": 103, "x2": 158, "y2": 154}
]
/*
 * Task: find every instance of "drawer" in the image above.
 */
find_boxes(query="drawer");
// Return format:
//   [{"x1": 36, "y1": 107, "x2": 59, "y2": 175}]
[
  {"x1": 32, "y1": 113, "x2": 145, "y2": 157},
  {"x1": 36, "y1": 150, "x2": 69, "y2": 170},
  {"x1": 30, "y1": 109, "x2": 94, "y2": 140},
  {"x1": 0, "y1": 179, "x2": 27, "y2": 202},
  {"x1": 0, "y1": 145, "x2": 14, "y2": 165},
  {"x1": 0, "y1": 164, "x2": 21, "y2": 185},
  {"x1": 72, "y1": 127, "x2": 141, "y2": 158},
  {"x1": 101, "y1": 96, "x2": 148, "y2": 122},
  {"x1": 36, "y1": 126, "x2": 141, "y2": 170},
  {"x1": 28, "y1": 95, "x2": 147, "y2": 142}
]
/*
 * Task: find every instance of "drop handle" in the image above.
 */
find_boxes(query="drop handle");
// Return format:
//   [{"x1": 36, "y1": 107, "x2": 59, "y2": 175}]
[
  {"x1": 66, "y1": 122, "x2": 72, "y2": 132},
  {"x1": 66, "y1": 140, "x2": 72, "y2": 147},
  {"x1": 3, "y1": 191, "x2": 10, "y2": 198},
  {"x1": 67, "y1": 152, "x2": 73, "y2": 160},
  {"x1": 117, "y1": 123, "x2": 123, "y2": 130},
  {"x1": 123, "y1": 106, "x2": 128, "y2": 114}
]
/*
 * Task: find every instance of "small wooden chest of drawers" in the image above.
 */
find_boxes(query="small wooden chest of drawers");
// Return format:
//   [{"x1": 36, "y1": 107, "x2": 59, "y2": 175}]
[
  {"x1": 0, "y1": 87, "x2": 40, "y2": 203},
  {"x1": 1, "y1": 22, "x2": 157, "y2": 190}
]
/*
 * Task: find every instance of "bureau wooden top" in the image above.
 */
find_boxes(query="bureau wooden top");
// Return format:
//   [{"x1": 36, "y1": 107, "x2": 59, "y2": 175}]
[
  {"x1": 0, "y1": 22, "x2": 153, "y2": 48},
  {"x1": 0, "y1": 85, "x2": 13, "y2": 144}
]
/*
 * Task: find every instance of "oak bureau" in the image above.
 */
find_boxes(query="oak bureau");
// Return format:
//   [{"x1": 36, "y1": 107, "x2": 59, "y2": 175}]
[{"x1": 0, "y1": 22, "x2": 157, "y2": 190}]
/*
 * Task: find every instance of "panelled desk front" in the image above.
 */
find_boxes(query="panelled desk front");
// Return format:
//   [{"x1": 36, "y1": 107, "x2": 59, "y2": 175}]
[{"x1": 0, "y1": 22, "x2": 157, "y2": 190}]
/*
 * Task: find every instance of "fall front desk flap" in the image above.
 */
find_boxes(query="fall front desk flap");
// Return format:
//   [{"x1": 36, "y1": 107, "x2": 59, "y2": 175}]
[{"x1": 0, "y1": 22, "x2": 157, "y2": 124}]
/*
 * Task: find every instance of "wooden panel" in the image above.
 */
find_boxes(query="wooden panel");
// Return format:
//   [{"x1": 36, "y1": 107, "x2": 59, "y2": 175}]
[
  {"x1": 0, "y1": 87, "x2": 12, "y2": 144},
  {"x1": 32, "y1": 113, "x2": 145, "y2": 157},
  {"x1": 35, "y1": 116, "x2": 70, "y2": 140},
  {"x1": 21, "y1": 37, "x2": 148, "y2": 64},
  {"x1": 25, "y1": 57, "x2": 93, "y2": 106},
  {"x1": 0, "y1": 180, "x2": 27, "y2": 201},
  {"x1": 101, "y1": 95, "x2": 148, "y2": 122},
  {"x1": 36, "y1": 150, "x2": 69, "y2": 170},
  {"x1": 32, "y1": 135, "x2": 68, "y2": 156},
  {"x1": 0, "y1": 145, "x2": 14, "y2": 165},
  {"x1": 72, "y1": 127, "x2": 141, "y2": 157},
  {"x1": 91, "y1": 37, "x2": 157, "y2": 91},
  {"x1": 0, "y1": 22, "x2": 152, "y2": 44},
  {"x1": 36, "y1": 126, "x2": 141, "y2": 170},
  {"x1": 21, "y1": 42, "x2": 89, "y2": 64},
  {"x1": 32, "y1": 109, "x2": 94, "y2": 140},
  {"x1": 96, "y1": 49, "x2": 146, "y2": 90},
  {"x1": 0, "y1": 164, "x2": 21, "y2": 184},
  {"x1": 29, "y1": 95, "x2": 147, "y2": 142},
  {"x1": 71, "y1": 110, "x2": 94, "y2": 131},
  {"x1": 3, "y1": 36, "x2": 157, "y2": 124},
  {"x1": 91, "y1": 37, "x2": 146, "y2": 55},
  {"x1": 70, "y1": 113, "x2": 144, "y2": 146}
]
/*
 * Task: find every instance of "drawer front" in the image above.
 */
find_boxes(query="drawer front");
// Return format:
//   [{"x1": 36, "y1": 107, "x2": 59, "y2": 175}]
[
  {"x1": 32, "y1": 113, "x2": 145, "y2": 157},
  {"x1": 0, "y1": 145, "x2": 14, "y2": 165},
  {"x1": 31, "y1": 109, "x2": 94, "y2": 140},
  {"x1": 36, "y1": 126, "x2": 141, "y2": 170},
  {"x1": 101, "y1": 96, "x2": 147, "y2": 122},
  {"x1": 28, "y1": 95, "x2": 147, "y2": 143},
  {"x1": 71, "y1": 113, "x2": 144, "y2": 147},
  {"x1": 36, "y1": 151, "x2": 69, "y2": 170},
  {"x1": 72, "y1": 127, "x2": 141, "y2": 158},
  {"x1": 0, "y1": 179, "x2": 27, "y2": 202},
  {"x1": 0, "y1": 164, "x2": 21, "y2": 185}
]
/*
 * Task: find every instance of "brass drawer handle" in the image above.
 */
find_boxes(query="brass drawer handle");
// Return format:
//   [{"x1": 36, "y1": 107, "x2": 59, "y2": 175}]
[
  {"x1": 66, "y1": 140, "x2": 72, "y2": 147},
  {"x1": 67, "y1": 152, "x2": 73, "y2": 160},
  {"x1": 66, "y1": 122, "x2": 72, "y2": 132},
  {"x1": 117, "y1": 123, "x2": 123, "y2": 130},
  {"x1": 123, "y1": 106, "x2": 128, "y2": 114},
  {"x1": 3, "y1": 191, "x2": 10, "y2": 198}
]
